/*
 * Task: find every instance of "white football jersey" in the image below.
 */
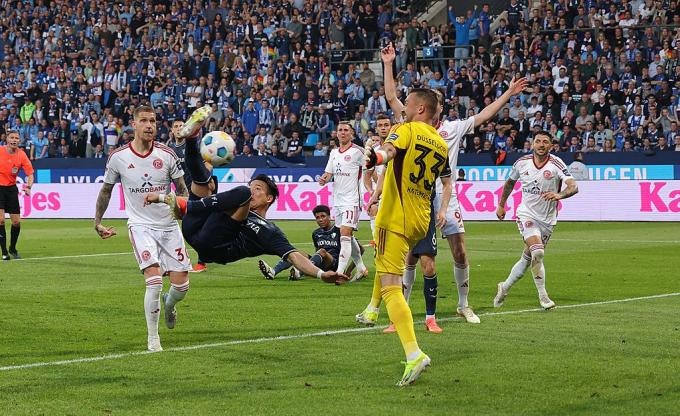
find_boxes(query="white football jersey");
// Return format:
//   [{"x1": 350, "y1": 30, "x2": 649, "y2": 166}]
[
  {"x1": 104, "y1": 143, "x2": 184, "y2": 230},
  {"x1": 438, "y1": 116, "x2": 475, "y2": 172},
  {"x1": 435, "y1": 117, "x2": 474, "y2": 196},
  {"x1": 510, "y1": 154, "x2": 573, "y2": 225},
  {"x1": 325, "y1": 144, "x2": 364, "y2": 207}
]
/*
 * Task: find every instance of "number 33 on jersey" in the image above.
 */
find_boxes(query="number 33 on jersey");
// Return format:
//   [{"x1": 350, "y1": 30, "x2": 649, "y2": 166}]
[{"x1": 376, "y1": 122, "x2": 448, "y2": 240}]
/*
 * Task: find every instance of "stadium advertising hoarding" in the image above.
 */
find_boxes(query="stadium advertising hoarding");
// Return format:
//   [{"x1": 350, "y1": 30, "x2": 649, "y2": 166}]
[
  {"x1": 24, "y1": 165, "x2": 679, "y2": 183},
  {"x1": 36, "y1": 167, "x2": 326, "y2": 184},
  {"x1": 13, "y1": 181, "x2": 680, "y2": 221}
]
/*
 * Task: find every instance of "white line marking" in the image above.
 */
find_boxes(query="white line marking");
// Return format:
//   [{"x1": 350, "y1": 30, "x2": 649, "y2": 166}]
[
  {"x1": 2, "y1": 292, "x2": 678, "y2": 372},
  {"x1": 12, "y1": 252, "x2": 132, "y2": 262},
  {"x1": 7, "y1": 234, "x2": 680, "y2": 263}
]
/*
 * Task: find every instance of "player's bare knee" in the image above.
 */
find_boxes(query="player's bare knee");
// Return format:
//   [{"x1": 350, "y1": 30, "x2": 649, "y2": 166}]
[
  {"x1": 452, "y1": 245, "x2": 466, "y2": 264},
  {"x1": 142, "y1": 265, "x2": 162, "y2": 277},
  {"x1": 340, "y1": 226, "x2": 353, "y2": 237},
  {"x1": 405, "y1": 251, "x2": 418, "y2": 266},
  {"x1": 169, "y1": 271, "x2": 189, "y2": 285},
  {"x1": 530, "y1": 246, "x2": 545, "y2": 262},
  {"x1": 420, "y1": 255, "x2": 436, "y2": 276}
]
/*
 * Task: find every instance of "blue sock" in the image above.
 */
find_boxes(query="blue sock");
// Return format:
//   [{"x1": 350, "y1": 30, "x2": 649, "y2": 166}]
[
  {"x1": 423, "y1": 274, "x2": 438, "y2": 316},
  {"x1": 274, "y1": 260, "x2": 291, "y2": 275},
  {"x1": 309, "y1": 253, "x2": 323, "y2": 268},
  {"x1": 185, "y1": 137, "x2": 212, "y2": 183}
]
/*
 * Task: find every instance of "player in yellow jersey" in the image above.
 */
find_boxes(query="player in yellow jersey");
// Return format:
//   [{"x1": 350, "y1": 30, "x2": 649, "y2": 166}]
[{"x1": 363, "y1": 88, "x2": 448, "y2": 387}]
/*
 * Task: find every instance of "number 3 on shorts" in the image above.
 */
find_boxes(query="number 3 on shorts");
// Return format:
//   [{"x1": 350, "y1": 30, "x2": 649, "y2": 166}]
[{"x1": 175, "y1": 248, "x2": 185, "y2": 262}]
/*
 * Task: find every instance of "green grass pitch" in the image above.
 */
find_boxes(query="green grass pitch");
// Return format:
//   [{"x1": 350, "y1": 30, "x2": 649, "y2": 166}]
[{"x1": 1, "y1": 220, "x2": 679, "y2": 415}]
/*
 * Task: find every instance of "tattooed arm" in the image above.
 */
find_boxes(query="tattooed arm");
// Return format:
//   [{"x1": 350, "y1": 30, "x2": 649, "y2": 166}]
[
  {"x1": 94, "y1": 182, "x2": 117, "y2": 239},
  {"x1": 172, "y1": 176, "x2": 189, "y2": 197},
  {"x1": 496, "y1": 178, "x2": 517, "y2": 220}
]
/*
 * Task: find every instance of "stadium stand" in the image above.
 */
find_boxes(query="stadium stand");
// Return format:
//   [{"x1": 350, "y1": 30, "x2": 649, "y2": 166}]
[{"x1": 0, "y1": 0, "x2": 678, "y2": 162}]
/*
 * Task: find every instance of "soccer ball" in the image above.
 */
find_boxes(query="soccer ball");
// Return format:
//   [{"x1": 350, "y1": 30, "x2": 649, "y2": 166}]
[{"x1": 200, "y1": 131, "x2": 236, "y2": 166}]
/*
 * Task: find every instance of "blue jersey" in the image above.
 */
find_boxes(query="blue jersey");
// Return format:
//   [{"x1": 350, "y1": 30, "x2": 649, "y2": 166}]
[
  {"x1": 312, "y1": 225, "x2": 341, "y2": 261},
  {"x1": 187, "y1": 211, "x2": 297, "y2": 265}
]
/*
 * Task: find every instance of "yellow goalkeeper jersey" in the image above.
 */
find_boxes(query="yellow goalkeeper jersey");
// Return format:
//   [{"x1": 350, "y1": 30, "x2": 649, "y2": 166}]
[{"x1": 375, "y1": 121, "x2": 448, "y2": 240}]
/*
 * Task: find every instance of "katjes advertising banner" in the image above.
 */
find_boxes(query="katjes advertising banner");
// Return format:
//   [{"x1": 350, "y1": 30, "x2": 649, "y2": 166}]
[
  {"x1": 12, "y1": 181, "x2": 680, "y2": 221},
  {"x1": 27, "y1": 165, "x2": 677, "y2": 184}
]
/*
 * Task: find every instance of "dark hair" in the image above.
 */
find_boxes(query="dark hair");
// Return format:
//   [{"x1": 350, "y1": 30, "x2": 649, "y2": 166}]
[
  {"x1": 376, "y1": 114, "x2": 391, "y2": 122},
  {"x1": 533, "y1": 130, "x2": 553, "y2": 141},
  {"x1": 250, "y1": 174, "x2": 279, "y2": 205},
  {"x1": 312, "y1": 204, "x2": 331, "y2": 216}
]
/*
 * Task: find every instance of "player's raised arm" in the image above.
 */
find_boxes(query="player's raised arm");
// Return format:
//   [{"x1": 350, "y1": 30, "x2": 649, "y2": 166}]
[
  {"x1": 496, "y1": 178, "x2": 517, "y2": 220},
  {"x1": 94, "y1": 182, "x2": 117, "y2": 239},
  {"x1": 286, "y1": 251, "x2": 349, "y2": 284},
  {"x1": 381, "y1": 43, "x2": 405, "y2": 118},
  {"x1": 474, "y1": 76, "x2": 529, "y2": 128}
]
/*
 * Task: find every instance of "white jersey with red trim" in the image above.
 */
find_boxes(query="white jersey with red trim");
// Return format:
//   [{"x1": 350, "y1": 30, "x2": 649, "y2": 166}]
[
  {"x1": 435, "y1": 117, "x2": 474, "y2": 197},
  {"x1": 104, "y1": 142, "x2": 184, "y2": 230},
  {"x1": 438, "y1": 116, "x2": 475, "y2": 172},
  {"x1": 509, "y1": 154, "x2": 573, "y2": 225},
  {"x1": 325, "y1": 144, "x2": 364, "y2": 207}
]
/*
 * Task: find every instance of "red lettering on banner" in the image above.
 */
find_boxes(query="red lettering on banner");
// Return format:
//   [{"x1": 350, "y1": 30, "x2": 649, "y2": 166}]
[
  {"x1": 456, "y1": 183, "x2": 474, "y2": 211},
  {"x1": 299, "y1": 191, "x2": 318, "y2": 211},
  {"x1": 474, "y1": 190, "x2": 495, "y2": 212},
  {"x1": 21, "y1": 192, "x2": 62, "y2": 217},
  {"x1": 640, "y1": 182, "x2": 668, "y2": 212},
  {"x1": 277, "y1": 184, "x2": 299, "y2": 211},
  {"x1": 48, "y1": 192, "x2": 61, "y2": 210},
  {"x1": 318, "y1": 185, "x2": 332, "y2": 207},
  {"x1": 669, "y1": 190, "x2": 680, "y2": 212},
  {"x1": 33, "y1": 193, "x2": 47, "y2": 211}
]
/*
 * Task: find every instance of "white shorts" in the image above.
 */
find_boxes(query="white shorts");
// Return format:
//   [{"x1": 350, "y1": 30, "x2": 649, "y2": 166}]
[
  {"x1": 515, "y1": 216, "x2": 554, "y2": 245},
  {"x1": 128, "y1": 224, "x2": 192, "y2": 272},
  {"x1": 334, "y1": 205, "x2": 360, "y2": 230},
  {"x1": 433, "y1": 192, "x2": 465, "y2": 237}
]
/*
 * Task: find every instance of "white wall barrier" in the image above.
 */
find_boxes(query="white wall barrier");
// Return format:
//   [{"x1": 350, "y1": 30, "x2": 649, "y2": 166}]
[{"x1": 13, "y1": 181, "x2": 680, "y2": 221}]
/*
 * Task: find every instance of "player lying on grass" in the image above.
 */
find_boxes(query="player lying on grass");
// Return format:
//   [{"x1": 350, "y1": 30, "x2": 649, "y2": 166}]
[
  {"x1": 144, "y1": 106, "x2": 347, "y2": 284},
  {"x1": 258, "y1": 204, "x2": 365, "y2": 281}
]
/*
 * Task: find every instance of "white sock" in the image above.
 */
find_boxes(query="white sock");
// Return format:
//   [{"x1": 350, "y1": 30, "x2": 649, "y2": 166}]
[
  {"x1": 406, "y1": 349, "x2": 422, "y2": 361},
  {"x1": 350, "y1": 237, "x2": 366, "y2": 271},
  {"x1": 370, "y1": 217, "x2": 376, "y2": 238},
  {"x1": 366, "y1": 303, "x2": 379, "y2": 313},
  {"x1": 402, "y1": 264, "x2": 416, "y2": 303},
  {"x1": 530, "y1": 244, "x2": 547, "y2": 298},
  {"x1": 166, "y1": 281, "x2": 190, "y2": 309},
  {"x1": 144, "y1": 276, "x2": 163, "y2": 338},
  {"x1": 502, "y1": 252, "x2": 531, "y2": 291},
  {"x1": 337, "y1": 236, "x2": 352, "y2": 273},
  {"x1": 425, "y1": 314, "x2": 435, "y2": 320},
  {"x1": 454, "y1": 263, "x2": 470, "y2": 309}
]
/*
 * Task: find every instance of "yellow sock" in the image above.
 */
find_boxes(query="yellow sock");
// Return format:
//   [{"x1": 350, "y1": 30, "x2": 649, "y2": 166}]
[
  {"x1": 369, "y1": 272, "x2": 382, "y2": 309},
  {"x1": 381, "y1": 285, "x2": 419, "y2": 357}
]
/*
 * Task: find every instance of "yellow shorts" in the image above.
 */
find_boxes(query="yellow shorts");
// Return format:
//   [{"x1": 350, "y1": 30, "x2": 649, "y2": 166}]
[{"x1": 374, "y1": 227, "x2": 416, "y2": 276}]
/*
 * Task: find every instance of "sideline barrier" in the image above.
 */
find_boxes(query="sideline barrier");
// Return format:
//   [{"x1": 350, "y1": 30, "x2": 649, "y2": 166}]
[{"x1": 13, "y1": 181, "x2": 680, "y2": 221}]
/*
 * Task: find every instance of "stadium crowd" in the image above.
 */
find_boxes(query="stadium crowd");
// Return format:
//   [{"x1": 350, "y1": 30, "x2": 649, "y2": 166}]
[{"x1": 0, "y1": 0, "x2": 678, "y2": 162}]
